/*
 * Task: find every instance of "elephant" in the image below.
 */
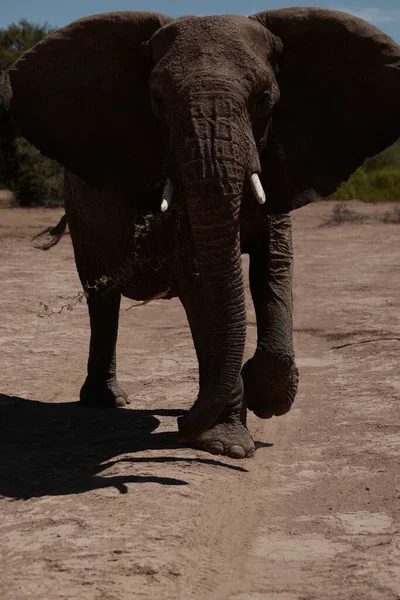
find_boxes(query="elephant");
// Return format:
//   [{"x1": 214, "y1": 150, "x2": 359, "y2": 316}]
[{"x1": 1, "y1": 8, "x2": 399, "y2": 458}]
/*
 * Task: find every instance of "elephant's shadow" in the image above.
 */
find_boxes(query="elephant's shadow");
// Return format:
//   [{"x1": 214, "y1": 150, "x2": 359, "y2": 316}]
[{"x1": 0, "y1": 394, "x2": 248, "y2": 499}]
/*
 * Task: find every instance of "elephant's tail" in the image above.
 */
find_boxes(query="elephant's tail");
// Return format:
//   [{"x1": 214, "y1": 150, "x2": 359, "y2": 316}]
[{"x1": 32, "y1": 213, "x2": 68, "y2": 250}]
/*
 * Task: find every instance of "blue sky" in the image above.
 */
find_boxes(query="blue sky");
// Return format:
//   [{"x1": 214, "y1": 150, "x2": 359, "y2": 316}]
[{"x1": 1, "y1": 0, "x2": 400, "y2": 42}]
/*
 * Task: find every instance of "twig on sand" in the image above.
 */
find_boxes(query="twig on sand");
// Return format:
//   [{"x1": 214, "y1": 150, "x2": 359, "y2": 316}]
[
  {"x1": 126, "y1": 289, "x2": 171, "y2": 311},
  {"x1": 332, "y1": 337, "x2": 400, "y2": 349}
]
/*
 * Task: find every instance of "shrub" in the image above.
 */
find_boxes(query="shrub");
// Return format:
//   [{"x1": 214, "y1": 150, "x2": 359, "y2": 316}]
[
  {"x1": 364, "y1": 139, "x2": 400, "y2": 172},
  {"x1": 0, "y1": 20, "x2": 63, "y2": 206},
  {"x1": 332, "y1": 166, "x2": 400, "y2": 202},
  {"x1": 324, "y1": 203, "x2": 366, "y2": 225},
  {"x1": 12, "y1": 137, "x2": 63, "y2": 206}
]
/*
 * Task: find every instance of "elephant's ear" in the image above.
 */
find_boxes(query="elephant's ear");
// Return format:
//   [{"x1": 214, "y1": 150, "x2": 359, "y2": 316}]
[
  {"x1": 0, "y1": 12, "x2": 172, "y2": 190},
  {"x1": 249, "y1": 8, "x2": 400, "y2": 209}
]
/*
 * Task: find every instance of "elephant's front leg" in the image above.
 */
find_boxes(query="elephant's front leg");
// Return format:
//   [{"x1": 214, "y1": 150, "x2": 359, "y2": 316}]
[
  {"x1": 242, "y1": 214, "x2": 299, "y2": 419},
  {"x1": 177, "y1": 270, "x2": 255, "y2": 459},
  {"x1": 80, "y1": 289, "x2": 129, "y2": 408}
]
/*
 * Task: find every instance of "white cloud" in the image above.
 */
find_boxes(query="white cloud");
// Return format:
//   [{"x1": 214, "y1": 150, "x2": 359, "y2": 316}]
[{"x1": 335, "y1": 7, "x2": 400, "y2": 23}]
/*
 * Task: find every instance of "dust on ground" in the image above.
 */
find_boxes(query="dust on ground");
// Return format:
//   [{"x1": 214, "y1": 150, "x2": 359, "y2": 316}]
[{"x1": 0, "y1": 201, "x2": 399, "y2": 600}]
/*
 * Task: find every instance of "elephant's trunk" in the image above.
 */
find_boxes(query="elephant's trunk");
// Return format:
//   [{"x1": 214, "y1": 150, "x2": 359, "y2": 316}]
[{"x1": 173, "y1": 94, "x2": 253, "y2": 439}]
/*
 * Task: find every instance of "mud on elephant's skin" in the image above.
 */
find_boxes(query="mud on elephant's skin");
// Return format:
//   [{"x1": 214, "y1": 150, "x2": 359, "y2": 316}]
[{"x1": 1, "y1": 8, "x2": 399, "y2": 458}]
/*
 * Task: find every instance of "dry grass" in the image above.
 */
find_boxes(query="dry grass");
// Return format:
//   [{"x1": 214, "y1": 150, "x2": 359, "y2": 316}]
[{"x1": 324, "y1": 202, "x2": 400, "y2": 225}]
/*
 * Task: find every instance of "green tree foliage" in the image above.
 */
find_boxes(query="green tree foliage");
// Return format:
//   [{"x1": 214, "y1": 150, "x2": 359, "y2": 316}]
[
  {"x1": 364, "y1": 139, "x2": 400, "y2": 172},
  {"x1": 332, "y1": 140, "x2": 400, "y2": 202},
  {"x1": 0, "y1": 19, "x2": 52, "y2": 71},
  {"x1": 12, "y1": 137, "x2": 63, "y2": 206},
  {"x1": 0, "y1": 19, "x2": 63, "y2": 206}
]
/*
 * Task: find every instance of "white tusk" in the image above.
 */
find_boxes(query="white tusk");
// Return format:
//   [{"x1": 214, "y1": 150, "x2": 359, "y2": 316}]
[
  {"x1": 161, "y1": 178, "x2": 174, "y2": 212},
  {"x1": 250, "y1": 173, "x2": 266, "y2": 205}
]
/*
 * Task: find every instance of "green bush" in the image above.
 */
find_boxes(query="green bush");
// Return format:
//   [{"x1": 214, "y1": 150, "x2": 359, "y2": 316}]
[
  {"x1": 0, "y1": 19, "x2": 63, "y2": 206},
  {"x1": 12, "y1": 137, "x2": 63, "y2": 206},
  {"x1": 332, "y1": 166, "x2": 400, "y2": 203},
  {"x1": 364, "y1": 139, "x2": 400, "y2": 172},
  {"x1": 332, "y1": 138, "x2": 400, "y2": 202}
]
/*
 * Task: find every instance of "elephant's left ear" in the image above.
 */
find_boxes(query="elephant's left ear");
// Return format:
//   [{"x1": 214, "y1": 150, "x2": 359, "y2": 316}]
[
  {"x1": 249, "y1": 8, "x2": 400, "y2": 209},
  {"x1": 0, "y1": 12, "x2": 173, "y2": 190}
]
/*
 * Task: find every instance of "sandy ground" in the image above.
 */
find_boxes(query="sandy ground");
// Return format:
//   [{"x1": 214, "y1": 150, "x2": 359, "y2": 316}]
[{"x1": 0, "y1": 200, "x2": 399, "y2": 600}]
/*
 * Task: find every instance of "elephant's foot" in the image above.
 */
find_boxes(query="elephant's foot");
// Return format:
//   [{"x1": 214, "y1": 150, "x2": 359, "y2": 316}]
[
  {"x1": 80, "y1": 378, "x2": 130, "y2": 408},
  {"x1": 177, "y1": 378, "x2": 254, "y2": 458},
  {"x1": 242, "y1": 350, "x2": 299, "y2": 419},
  {"x1": 193, "y1": 420, "x2": 255, "y2": 459}
]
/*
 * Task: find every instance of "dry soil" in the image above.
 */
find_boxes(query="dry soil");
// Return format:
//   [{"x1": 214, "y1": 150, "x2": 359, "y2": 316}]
[{"x1": 0, "y1": 200, "x2": 399, "y2": 600}]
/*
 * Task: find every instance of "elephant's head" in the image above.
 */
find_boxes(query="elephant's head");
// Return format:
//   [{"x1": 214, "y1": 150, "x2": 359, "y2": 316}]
[
  {"x1": 1, "y1": 9, "x2": 399, "y2": 436},
  {"x1": 146, "y1": 14, "x2": 281, "y2": 202}
]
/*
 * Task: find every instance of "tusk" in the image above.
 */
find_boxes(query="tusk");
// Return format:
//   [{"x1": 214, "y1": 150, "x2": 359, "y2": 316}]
[
  {"x1": 161, "y1": 178, "x2": 174, "y2": 212},
  {"x1": 250, "y1": 173, "x2": 266, "y2": 205}
]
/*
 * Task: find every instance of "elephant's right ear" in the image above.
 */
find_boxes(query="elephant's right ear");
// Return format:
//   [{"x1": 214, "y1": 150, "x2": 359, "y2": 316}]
[
  {"x1": 0, "y1": 12, "x2": 173, "y2": 189},
  {"x1": 250, "y1": 8, "x2": 400, "y2": 210}
]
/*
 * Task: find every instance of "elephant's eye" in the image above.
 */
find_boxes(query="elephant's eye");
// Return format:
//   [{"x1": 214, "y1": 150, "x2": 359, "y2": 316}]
[
  {"x1": 152, "y1": 90, "x2": 164, "y2": 109},
  {"x1": 258, "y1": 90, "x2": 271, "y2": 107}
]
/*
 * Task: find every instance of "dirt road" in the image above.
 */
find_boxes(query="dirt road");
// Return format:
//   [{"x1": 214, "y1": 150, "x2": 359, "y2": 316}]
[{"x1": 1, "y1": 202, "x2": 399, "y2": 599}]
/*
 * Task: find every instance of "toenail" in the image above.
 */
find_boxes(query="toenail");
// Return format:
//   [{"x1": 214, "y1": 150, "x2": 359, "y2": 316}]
[
  {"x1": 115, "y1": 397, "x2": 127, "y2": 407},
  {"x1": 228, "y1": 445, "x2": 246, "y2": 459},
  {"x1": 207, "y1": 442, "x2": 224, "y2": 455}
]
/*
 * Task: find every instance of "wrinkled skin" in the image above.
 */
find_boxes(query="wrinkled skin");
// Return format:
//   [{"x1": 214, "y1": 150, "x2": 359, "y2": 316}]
[{"x1": 1, "y1": 9, "x2": 399, "y2": 458}]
